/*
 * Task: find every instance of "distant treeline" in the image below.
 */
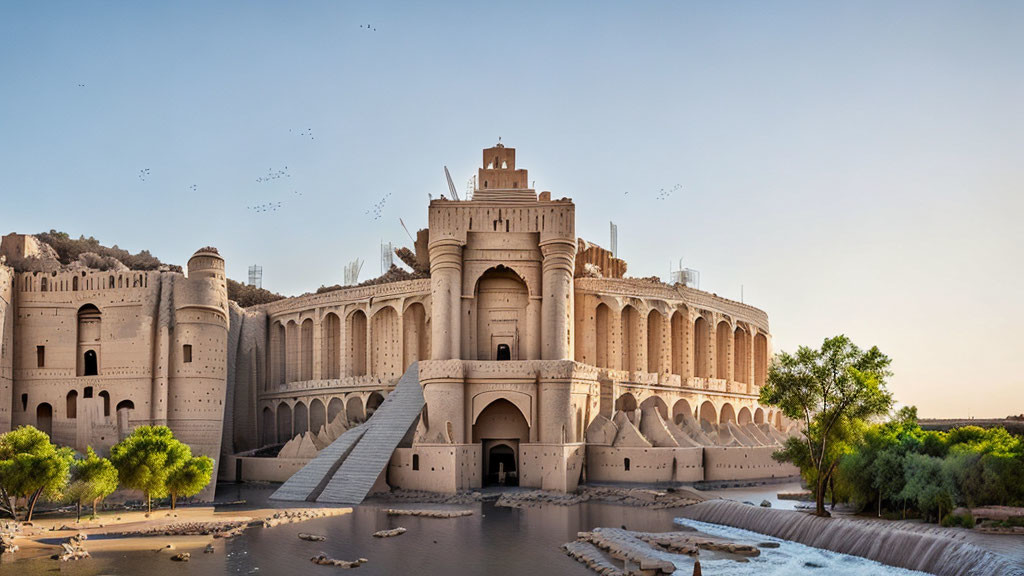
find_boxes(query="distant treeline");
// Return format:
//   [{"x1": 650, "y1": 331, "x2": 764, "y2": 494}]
[
  {"x1": 227, "y1": 278, "x2": 285, "y2": 307},
  {"x1": 36, "y1": 230, "x2": 180, "y2": 271}
]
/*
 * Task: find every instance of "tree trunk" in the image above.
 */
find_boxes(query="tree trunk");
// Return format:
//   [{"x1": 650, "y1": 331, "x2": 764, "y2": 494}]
[
  {"x1": 171, "y1": 493, "x2": 177, "y2": 510},
  {"x1": 815, "y1": 475, "x2": 827, "y2": 516},
  {"x1": 92, "y1": 498, "x2": 99, "y2": 519},
  {"x1": 77, "y1": 501, "x2": 82, "y2": 522},
  {"x1": 878, "y1": 488, "x2": 882, "y2": 518},
  {"x1": 829, "y1": 476, "x2": 836, "y2": 511},
  {"x1": 26, "y1": 489, "x2": 42, "y2": 522},
  {"x1": 147, "y1": 493, "x2": 152, "y2": 515}
]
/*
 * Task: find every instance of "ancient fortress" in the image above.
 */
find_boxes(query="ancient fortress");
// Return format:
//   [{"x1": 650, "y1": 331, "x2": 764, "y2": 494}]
[{"x1": 0, "y1": 144, "x2": 796, "y2": 500}]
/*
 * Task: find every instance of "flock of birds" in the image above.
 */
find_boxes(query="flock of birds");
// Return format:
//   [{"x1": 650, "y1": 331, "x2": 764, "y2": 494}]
[
  {"x1": 290, "y1": 128, "x2": 315, "y2": 141},
  {"x1": 256, "y1": 166, "x2": 290, "y2": 183},
  {"x1": 247, "y1": 201, "x2": 284, "y2": 214},
  {"x1": 359, "y1": 24, "x2": 377, "y2": 31},
  {"x1": 624, "y1": 183, "x2": 682, "y2": 201},
  {"x1": 137, "y1": 168, "x2": 151, "y2": 181},
  {"x1": 656, "y1": 184, "x2": 682, "y2": 200},
  {"x1": 365, "y1": 192, "x2": 391, "y2": 221}
]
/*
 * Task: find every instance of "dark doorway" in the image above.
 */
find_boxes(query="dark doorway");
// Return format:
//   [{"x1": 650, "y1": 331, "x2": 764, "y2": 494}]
[
  {"x1": 36, "y1": 403, "x2": 53, "y2": 436},
  {"x1": 496, "y1": 344, "x2": 511, "y2": 361},
  {"x1": 486, "y1": 443, "x2": 518, "y2": 486},
  {"x1": 83, "y1": 350, "x2": 98, "y2": 376}
]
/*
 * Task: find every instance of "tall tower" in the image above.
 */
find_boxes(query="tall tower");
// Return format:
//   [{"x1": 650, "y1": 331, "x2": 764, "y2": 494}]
[{"x1": 167, "y1": 247, "x2": 229, "y2": 498}]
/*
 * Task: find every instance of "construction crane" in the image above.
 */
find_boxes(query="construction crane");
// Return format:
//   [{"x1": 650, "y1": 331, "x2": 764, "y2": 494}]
[{"x1": 444, "y1": 166, "x2": 460, "y2": 201}]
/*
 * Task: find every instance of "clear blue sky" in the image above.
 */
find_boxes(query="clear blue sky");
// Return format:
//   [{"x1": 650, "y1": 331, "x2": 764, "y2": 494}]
[{"x1": 2, "y1": 1, "x2": 1021, "y2": 418}]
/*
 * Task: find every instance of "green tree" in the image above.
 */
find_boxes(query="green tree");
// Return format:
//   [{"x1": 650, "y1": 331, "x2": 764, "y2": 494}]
[
  {"x1": 109, "y1": 426, "x2": 191, "y2": 514},
  {"x1": 900, "y1": 453, "x2": 954, "y2": 522},
  {"x1": 0, "y1": 426, "x2": 74, "y2": 521},
  {"x1": 760, "y1": 335, "x2": 893, "y2": 516},
  {"x1": 166, "y1": 456, "x2": 214, "y2": 509},
  {"x1": 65, "y1": 447, "x2": 119, "y2": 521}
]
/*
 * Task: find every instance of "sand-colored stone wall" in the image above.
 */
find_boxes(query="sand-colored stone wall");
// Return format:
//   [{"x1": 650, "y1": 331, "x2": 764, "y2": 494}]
[
  {"x1": 586, "y1": 445, "x2": 704, "y2": 483},
  {"x1": 388, "y1": 445, "x2": 481, "y2": 493},
  {"x1": 703, "y1": 446, "x2": 800, "y2": 481}
]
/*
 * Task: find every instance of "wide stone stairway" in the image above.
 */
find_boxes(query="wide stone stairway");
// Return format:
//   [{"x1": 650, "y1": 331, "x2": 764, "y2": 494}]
[{"x1": 270, "y1": 362, "x2": 424, "y2": 504}]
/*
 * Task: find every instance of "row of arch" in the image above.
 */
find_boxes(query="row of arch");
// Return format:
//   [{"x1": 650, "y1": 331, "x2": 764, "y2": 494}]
[
  {"x1": 261, "y1": 392, "x2": 385, "y2": 445},
  {"x1": 269, "y1": 302, "x2": 428, "y2": 388},
  {"x1": 614, "y1": 392, "x2": 783, "y2": 429},
  {"x1": 590, "y1": 303, "x2": 768, "y2": 388},
  {"x1": 22, "y1": 272, "x2": 149, "y2": 293}
]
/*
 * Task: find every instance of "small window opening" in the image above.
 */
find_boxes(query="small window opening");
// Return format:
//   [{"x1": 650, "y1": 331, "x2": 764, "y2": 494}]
[
  {"x1": 183, "y1": 344, "x2": 193, "y2": 363},
  {"x1": 412, "y1": 454, "x2": 420, "y2": 471},
  {"x1": 36, "y1": 345, "x2": 45, "y2": 367},
  {"x1": 624, "y1": 458, "x2": 631, "y2": 471},
  {"x1": 496, "y1": 344, "x2": 511, "y2": 361},
  {"x1": 20, "y1": 393, "x2": 27, "y2": 411},
  {"x1": 84, "y1": 386, "x2": 93, "y2": 398}
]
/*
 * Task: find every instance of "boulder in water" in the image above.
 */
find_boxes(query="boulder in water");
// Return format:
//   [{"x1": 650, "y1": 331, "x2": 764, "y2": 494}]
[{"x1": 760, "y1": 500, "x2": 772, "y2": 508}]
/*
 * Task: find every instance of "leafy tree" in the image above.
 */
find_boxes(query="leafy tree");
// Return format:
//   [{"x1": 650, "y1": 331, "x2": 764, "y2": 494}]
[
  {"x1": 65, "y1": 447, "x2": 119, "y2": 521},
  {"x1": 166, "y1": 456, "x2": 214, "y2": 509},
  {"x1": 900, "y1": 453, "x2": 954, "y2": 522},
  {"x1": 760, "y1": 335, "x2": 893, "y2": 516},
  {"x1": 109, "y1": 426, "x2": 191, "y2": 514},
  {"x1": 0, "y1": 426, "x2": 74, "y2": 521}
]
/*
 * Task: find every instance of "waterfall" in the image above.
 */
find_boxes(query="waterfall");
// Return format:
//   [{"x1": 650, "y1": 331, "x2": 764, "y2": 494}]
[{"x1": 678, "y1": 500, "x2": 1024, "y2": 576}]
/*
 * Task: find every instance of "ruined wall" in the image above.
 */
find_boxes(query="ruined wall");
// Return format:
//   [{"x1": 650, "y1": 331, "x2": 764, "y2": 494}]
[
  {"x1": 586, "y1": 446, "x2": 703, "y2": 483},
  {"x1": 223, "y1": 302, "x2": 267, "y2": 459},
  {"x1": 703, "y1": 446, "x2": 800, "y2": 482}
]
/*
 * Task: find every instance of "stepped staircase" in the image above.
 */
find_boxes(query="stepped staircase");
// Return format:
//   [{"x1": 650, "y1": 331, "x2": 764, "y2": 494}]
[{"x1": 270, "y1": 362, "x2": 424, "y2": 504}]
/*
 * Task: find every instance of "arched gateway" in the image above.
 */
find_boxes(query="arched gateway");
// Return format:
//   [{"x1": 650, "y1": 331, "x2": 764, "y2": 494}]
[{"x1": 472, "y1": 398, "x2": 529, "y2": 486}]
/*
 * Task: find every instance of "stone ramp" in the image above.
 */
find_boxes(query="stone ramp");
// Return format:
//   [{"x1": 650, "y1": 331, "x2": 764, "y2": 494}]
[
  {"x1": 270, "y1": 362, "x2": 423, "y2": 504},
  {"x1": 317, "y1": 363, "x2": 424, "y2": 504}
]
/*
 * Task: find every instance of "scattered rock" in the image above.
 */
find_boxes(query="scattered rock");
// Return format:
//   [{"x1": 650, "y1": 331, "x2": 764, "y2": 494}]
[
  {"x1": 172, "y1": 552, "x2": 191, "y2": 562},
  {"x1": 56, "y1": 533, "x2": 90, "y2": 561},
  {"x1": 758, "y1": 542, "x2": 780, "y2": 548},
  {"x1": 298, "y1": 533, "x2": 326, "y2": 542},
  {"x1": 310, "y1": 553, "x2": 367, "y2": 568},
  {"x1": 760, "y1": 500, "x2": 772, "y2": 508},
  {"x1": 373, "y1": 527, "x2": 406, "y2": 538},
  {"x1": 385, "y1": 509, "x2": 472, "y2": 518},
  {"x1": 204, "y1": 543, "x2": 215, "y2": 553}
]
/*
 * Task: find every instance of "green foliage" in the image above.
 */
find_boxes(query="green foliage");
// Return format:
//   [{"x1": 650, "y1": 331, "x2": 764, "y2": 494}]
[
  {"x1": 166, "y1": 456, "x2": 214, "y2": 508},
  {"x1": 832, "y1": 406, "x2": 1024, "y2": 523},
  {"x1": 65, "y1": 447, "x2": 119, "y2": 519},
  {"x1": 109, "y1": 426, "x2": 191, "y2": 513},
  {"x1": 0, "y1": 426, "x2": 75, "y2": 520},
  {"x1": 226, "y1": 278, "x2": 285, "y2": 307},
  {"x1": 759, "y1": 334, "x2": 893, "y2": 515},
  {"x1": 941, "y1": 511, "x2": 975, "y2": 529}
]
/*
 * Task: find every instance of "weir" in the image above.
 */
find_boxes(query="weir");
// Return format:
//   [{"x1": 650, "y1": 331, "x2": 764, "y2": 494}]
[{"x1": 678, "y1": 500, "x2": 1024, "y2": 576}]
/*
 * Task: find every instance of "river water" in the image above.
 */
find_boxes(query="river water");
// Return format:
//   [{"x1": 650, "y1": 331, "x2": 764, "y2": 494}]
[{"x1": 4, "y1": 484, "x2": 1017, "y2": 575}]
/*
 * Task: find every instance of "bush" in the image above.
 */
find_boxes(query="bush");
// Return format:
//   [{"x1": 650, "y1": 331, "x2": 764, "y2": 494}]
[
  {"x1": 941, "y1": 512, "x2": 975, "y2": 529},
  {"x1": 227, "y1": 278, "x2": 285, "y2": 307}
]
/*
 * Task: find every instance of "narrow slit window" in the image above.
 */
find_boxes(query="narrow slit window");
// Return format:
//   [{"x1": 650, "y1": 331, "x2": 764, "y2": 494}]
[
  {"x1": 36, "y1": 345, "x2": 45, "y2": 367},
  {"x1": 183, "y1": 344, "x2": 193, "y2": 363}
]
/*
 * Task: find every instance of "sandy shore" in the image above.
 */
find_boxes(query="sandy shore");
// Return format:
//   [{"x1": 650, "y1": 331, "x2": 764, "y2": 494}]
[{"x1": 6, "y1": 504, "x2": 353, "y2": 560}]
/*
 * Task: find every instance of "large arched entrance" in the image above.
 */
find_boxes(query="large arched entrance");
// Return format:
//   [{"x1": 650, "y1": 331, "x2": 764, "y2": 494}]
[{"x1": 472, "y1": 399, "x2": 529, "y2": 486}]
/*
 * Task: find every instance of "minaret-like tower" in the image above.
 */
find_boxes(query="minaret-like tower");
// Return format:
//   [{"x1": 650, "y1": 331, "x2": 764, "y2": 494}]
[{"x1": 167, "y1": 247, "x2": 229, "y2": 498}]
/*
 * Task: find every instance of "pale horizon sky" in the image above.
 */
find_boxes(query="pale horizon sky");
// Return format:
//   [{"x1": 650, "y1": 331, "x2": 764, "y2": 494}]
[{"x1": 2, "y1": 1, "x2": 1021, "y2": 418}]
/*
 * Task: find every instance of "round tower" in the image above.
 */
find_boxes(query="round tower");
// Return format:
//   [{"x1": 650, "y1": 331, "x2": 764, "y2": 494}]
[{"x1": 167, "y1": 247, "x2": 229, "y2": 499}]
